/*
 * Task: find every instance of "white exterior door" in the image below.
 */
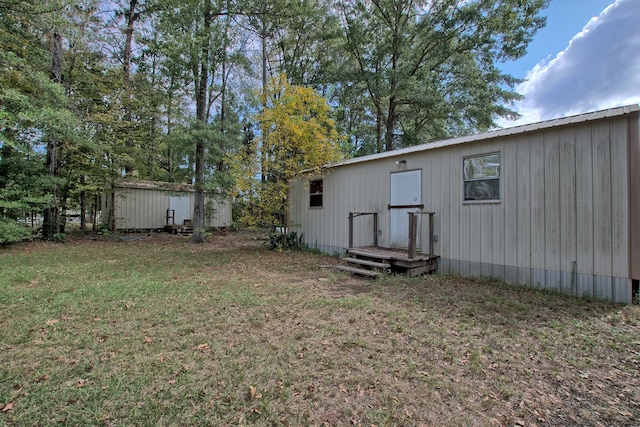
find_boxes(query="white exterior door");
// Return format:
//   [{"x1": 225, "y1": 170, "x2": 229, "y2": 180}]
[
  {"x1": 169, "y1": 196, "x2": 192, "y2": 225},
  {"x1": 390, "y1": 170, "x2": 422, "y2": 248}
]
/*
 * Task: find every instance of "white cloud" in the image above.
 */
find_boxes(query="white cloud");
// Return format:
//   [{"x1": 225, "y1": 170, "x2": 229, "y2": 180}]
[{"x1": 501, "y1": 0, "x2": 640, "y2": 126}]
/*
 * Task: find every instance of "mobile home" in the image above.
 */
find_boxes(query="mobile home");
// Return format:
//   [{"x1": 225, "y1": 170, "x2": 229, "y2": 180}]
[
  {"x1": 102, "y1": 180, "x2": 232, "y2": 232},
  {"x1": 289, "y1": 105, "x2": 640, "y2": 303}
]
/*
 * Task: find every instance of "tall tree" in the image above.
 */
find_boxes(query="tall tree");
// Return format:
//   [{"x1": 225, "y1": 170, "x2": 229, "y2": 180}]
[
  {"x1": 42, "y1": 30, "x2": 64, "y2": 239},
  {"x1": 152, "y1": 0, "x2": 241, "y2": 242},
  {"x1": 121, "y1": 0, "x2": 142, "y2": 175},
  {"x1": 238, "y1": 0, "x2": 290, "y2": 182},
  {"x1": 0, "y1": 0, "x2": 90, "y2": 241},
  {"x1": 336, "y1": 0, "x2": 548, "y2": 152},
  {"x1": 231, "y1": 75, "x2": 343, "y2": 230}
]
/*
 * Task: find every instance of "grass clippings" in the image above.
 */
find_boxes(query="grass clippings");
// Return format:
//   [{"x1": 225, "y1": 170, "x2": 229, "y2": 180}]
[{"x1": 1, "y1": 230, "x2": 639, "y2": 426}]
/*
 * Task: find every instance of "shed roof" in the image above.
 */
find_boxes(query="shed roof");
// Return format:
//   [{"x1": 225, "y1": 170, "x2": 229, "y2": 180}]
[
  {"x1": 333, "y1": 104, "x2": 639, "y2": 168},
  {"x1": 112, "y1": 180, "x2": 224, "y2": 194},
  {"x1": 113, "y1": 180, "x2": 196, "y2": 192}
]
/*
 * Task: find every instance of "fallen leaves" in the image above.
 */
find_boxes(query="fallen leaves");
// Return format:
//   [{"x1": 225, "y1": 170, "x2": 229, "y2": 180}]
[
  {"x1": 36, "y1": 375, "x2": 49, "y2": 383},
  {"x1": 245, "y1": 385, "x2": 262, "y2": 402},
  {"x1": 2, "y1": 232, "x2": 640, "y2": 426},
  {"x1": 65, "y1": 379, "x2": 89, "y2": 388}
]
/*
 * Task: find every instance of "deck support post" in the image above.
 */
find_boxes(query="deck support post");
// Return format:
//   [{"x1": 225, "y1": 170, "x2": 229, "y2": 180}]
[
  {"x1": 405, "y1": 211, "x2": 436, "y2": 258},
  {"x1": 348, "y1": 212, "x2": 354, "y2": 248},
  {"x1": 408, "y1": 212, "x2": 417, "y2": 259},
  {"x1": 373, "y1": 213, "x2": 378, "y2": 247},
  {"x1": 428, "y1": 212, "x2": 434, "y2": 256}
]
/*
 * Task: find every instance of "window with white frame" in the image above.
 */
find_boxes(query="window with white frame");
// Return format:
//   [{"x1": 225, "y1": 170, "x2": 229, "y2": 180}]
[
  {"x1": 309, "y1": 179, "x2": 323, "y2": 207},
  {"x1": 463, "y1": 153, "x2": 501, "y2": 201}
]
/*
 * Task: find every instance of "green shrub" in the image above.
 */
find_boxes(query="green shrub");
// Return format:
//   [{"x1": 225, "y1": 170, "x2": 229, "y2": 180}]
[
  {"x1": 264, "y1": 230, "x2": 306, "y2": 251},
  {"x1": 0, "y1": 218, "x2": 34, "y2": 245}
]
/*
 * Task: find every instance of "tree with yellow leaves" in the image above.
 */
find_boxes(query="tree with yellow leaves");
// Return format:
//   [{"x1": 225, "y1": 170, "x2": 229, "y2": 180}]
[{"x1": 231, "y1": 74, "x2": 344, "y2": 235}]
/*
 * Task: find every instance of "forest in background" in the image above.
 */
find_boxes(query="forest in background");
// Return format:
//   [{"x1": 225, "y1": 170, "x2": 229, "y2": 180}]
[{"x1": 0, "y1": 0, "x2": 548, "y2": 243}]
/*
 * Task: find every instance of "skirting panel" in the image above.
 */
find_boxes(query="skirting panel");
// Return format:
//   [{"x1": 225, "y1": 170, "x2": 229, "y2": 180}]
[
  {"x1": 317, "y1": 244, "x2": 347, "y2": 256},
  {"x1": 316, "y1": 252, "x2": 633, "y2": 304},
  {"x1": 438, "y1": 258, "x2": 632, "y2": 304}
]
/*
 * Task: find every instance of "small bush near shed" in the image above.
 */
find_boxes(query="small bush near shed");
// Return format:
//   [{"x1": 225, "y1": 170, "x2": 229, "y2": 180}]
[
  {"x1": 263, "y1": 230, "x2": 306, "y2": 251},
  {"x1": 0, "y1": 219, "x2": 33, "y2": 245}
]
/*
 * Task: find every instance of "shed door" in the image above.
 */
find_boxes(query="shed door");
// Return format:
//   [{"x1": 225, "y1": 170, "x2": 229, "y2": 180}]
[
  {"x1": 390, "y1": 170, "x2": 422, "y2": 248},
  {"x1": 169, "y1": 196, "x2": 192, "y2": 225}
]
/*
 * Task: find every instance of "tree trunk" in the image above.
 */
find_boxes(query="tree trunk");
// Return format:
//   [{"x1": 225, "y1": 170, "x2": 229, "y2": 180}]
[
  {"x1": 190, "y1": 0, "x2": 212, "y2": 244},
  {"x1": 43, "y1": 31, "x2": 63, "y2": 241},
  {"x1": 385, "y1": 35, "x2": 400, "y2": 152},
  {"x1": 93, "y1": 194, "x2": 99, "y2": 232},
  {"x1": 260, "y1": 27, "x2": 268, "y2": 183},
  {"x1": 166, "y1": 75, "x2": 175, "y2": 182},
  {"x1": 192, "y1": 140, "x2": 206, "y2": 242},
  {"x1": 376, "y1": 108, "x2": 383, "y2": 154},
  {"x1": 123, "y1": 0, "x2": 138, "y2": 176},
  {"x1": 42, "y1": 138, "x2": 60, "y2": 240},
  {"x1": 385, "y1": 95, "x2": 396, "y2": 152},
  {"x1": 217, "y1": 24, "x2": 228, "y2": 174},
  {"x1": 80, "y1": 175, "x2": 86, "y2": 232}
]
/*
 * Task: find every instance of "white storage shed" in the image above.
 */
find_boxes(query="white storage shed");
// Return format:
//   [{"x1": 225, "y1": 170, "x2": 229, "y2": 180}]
[{"x1": 102, "y1": 180, "x2": 232, "y2": 232}]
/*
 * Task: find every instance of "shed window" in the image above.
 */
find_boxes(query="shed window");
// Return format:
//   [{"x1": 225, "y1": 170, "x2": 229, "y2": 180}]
[
  {"x1": 309, "y1": 179, "x2": 323, "y2": 207},
  {"x1": 463, "y1": 153, "x2": 501, "y2": 201}
]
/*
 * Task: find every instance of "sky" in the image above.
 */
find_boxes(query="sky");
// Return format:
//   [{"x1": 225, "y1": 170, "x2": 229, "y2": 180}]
[{"x1": 497, "y1": 0, "x2": 640, "y2": 127}]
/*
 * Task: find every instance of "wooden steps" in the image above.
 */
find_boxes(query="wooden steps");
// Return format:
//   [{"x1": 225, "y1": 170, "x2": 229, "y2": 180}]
[
  {"x1": 342, "y1": 257, "x2": 390, "y2": 269},
  {"x1": 321, "y1": 252, "x2": 391, "y2": 278},
  {"x1": 322, "y1": 246, "x2": 439, "y2": 278},
  {"x1": 164, "y1": 225, "x2": 193, "y2": 235},
  {"x1": 324, "y1": 265, "x2": 383, "y2": 278}
]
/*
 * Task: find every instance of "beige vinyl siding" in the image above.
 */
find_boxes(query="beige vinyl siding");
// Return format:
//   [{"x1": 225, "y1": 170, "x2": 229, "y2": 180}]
[
  {"x1": 611, "y1": 120, "x2": 630, "y2": 301},
  {"x1": 503, "y1": 136, "x2": 519, "y2": 283},
  {"x1": 593, "y1": 122, "x2": 613, "y2": 298},
  {"x1": 558, "y1": 127, "x2": 578, "y2": 293},
  {"x1": 110, "y1": 186, "x2": 231, "y2": 230},
  {"x1": 516, "y1": 135, "x2": 532, "y2": 285},
  {"x1": 629, "y1": 115, "x2": 640, "y2": 280},
  {"x1": 575, "y1": 124, "x2": 595, "y2": 296},
  {"x1": 544, "y1": 130, "x2": 561, "y2": 289},
  {"x1": 530, "y1": 132, "x2": 546, "y2": 287},
  {"x1": 115, "y1": 188, "x2": 168, "y2": 229},
  {"x1": 204, "y1": 195, "x2": 232, "y2": 229},
  {"x1": 290, "y1": 111, "x2": 635, "y2": 303}
]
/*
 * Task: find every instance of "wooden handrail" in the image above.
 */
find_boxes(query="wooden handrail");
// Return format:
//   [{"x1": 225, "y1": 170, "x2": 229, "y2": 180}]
[
  {"x1": 408, "y1": 212, "x2": 435, "y2": 259},
  {"x1": 166, "y1": 209, "x2": 175, "y2": 226},
  {"x1": 348, "y1": 212, "x2": 378, "y2": 248},
  {"x1": 388, "y1": 204, "x2": 424, "y2": 210}
]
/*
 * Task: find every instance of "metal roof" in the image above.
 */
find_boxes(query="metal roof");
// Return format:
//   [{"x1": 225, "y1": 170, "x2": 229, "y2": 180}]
[
  {"x1": 332, "y1": 104, "x2": 640, "y2": 168},
  {"x1": 114, "y1": 180, "x2": 196, "y2": 191},
  {"x1": 113, "y1": 180, "x2": 223, "y2": 193}
]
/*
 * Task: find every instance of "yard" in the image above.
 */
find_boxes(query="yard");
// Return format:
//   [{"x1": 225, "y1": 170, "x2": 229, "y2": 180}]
[{"x1": 1, "y1": 231, "x2": 638, "y2": 426}]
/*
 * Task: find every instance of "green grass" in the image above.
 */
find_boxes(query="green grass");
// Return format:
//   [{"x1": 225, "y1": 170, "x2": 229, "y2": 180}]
[{"x1": 1, "y1": 232, "x2": 639, "y2": 426}]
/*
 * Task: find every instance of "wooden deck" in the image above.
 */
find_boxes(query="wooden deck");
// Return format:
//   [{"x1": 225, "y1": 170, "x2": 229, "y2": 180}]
[
  {"x1": 164, "y1": 224, "x2": 193, "y2": 234},
  {"x1": 347, "y1": 246, "x2": 436, "y2": 263},
  {"x1": 324, "y1": 246, "x2": 439, "y2": 278},
  {"x1": 332, "y1": 211, "x2": 439, "y2": 277}
]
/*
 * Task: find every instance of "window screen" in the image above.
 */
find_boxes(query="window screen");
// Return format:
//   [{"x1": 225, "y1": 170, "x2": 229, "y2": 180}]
[
  {"x1": 463, "y1": 153, "x2": 501, "y2": 201},
  {"x1": 309, "y1": 179, "x2": 323, "y2": 207}
]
